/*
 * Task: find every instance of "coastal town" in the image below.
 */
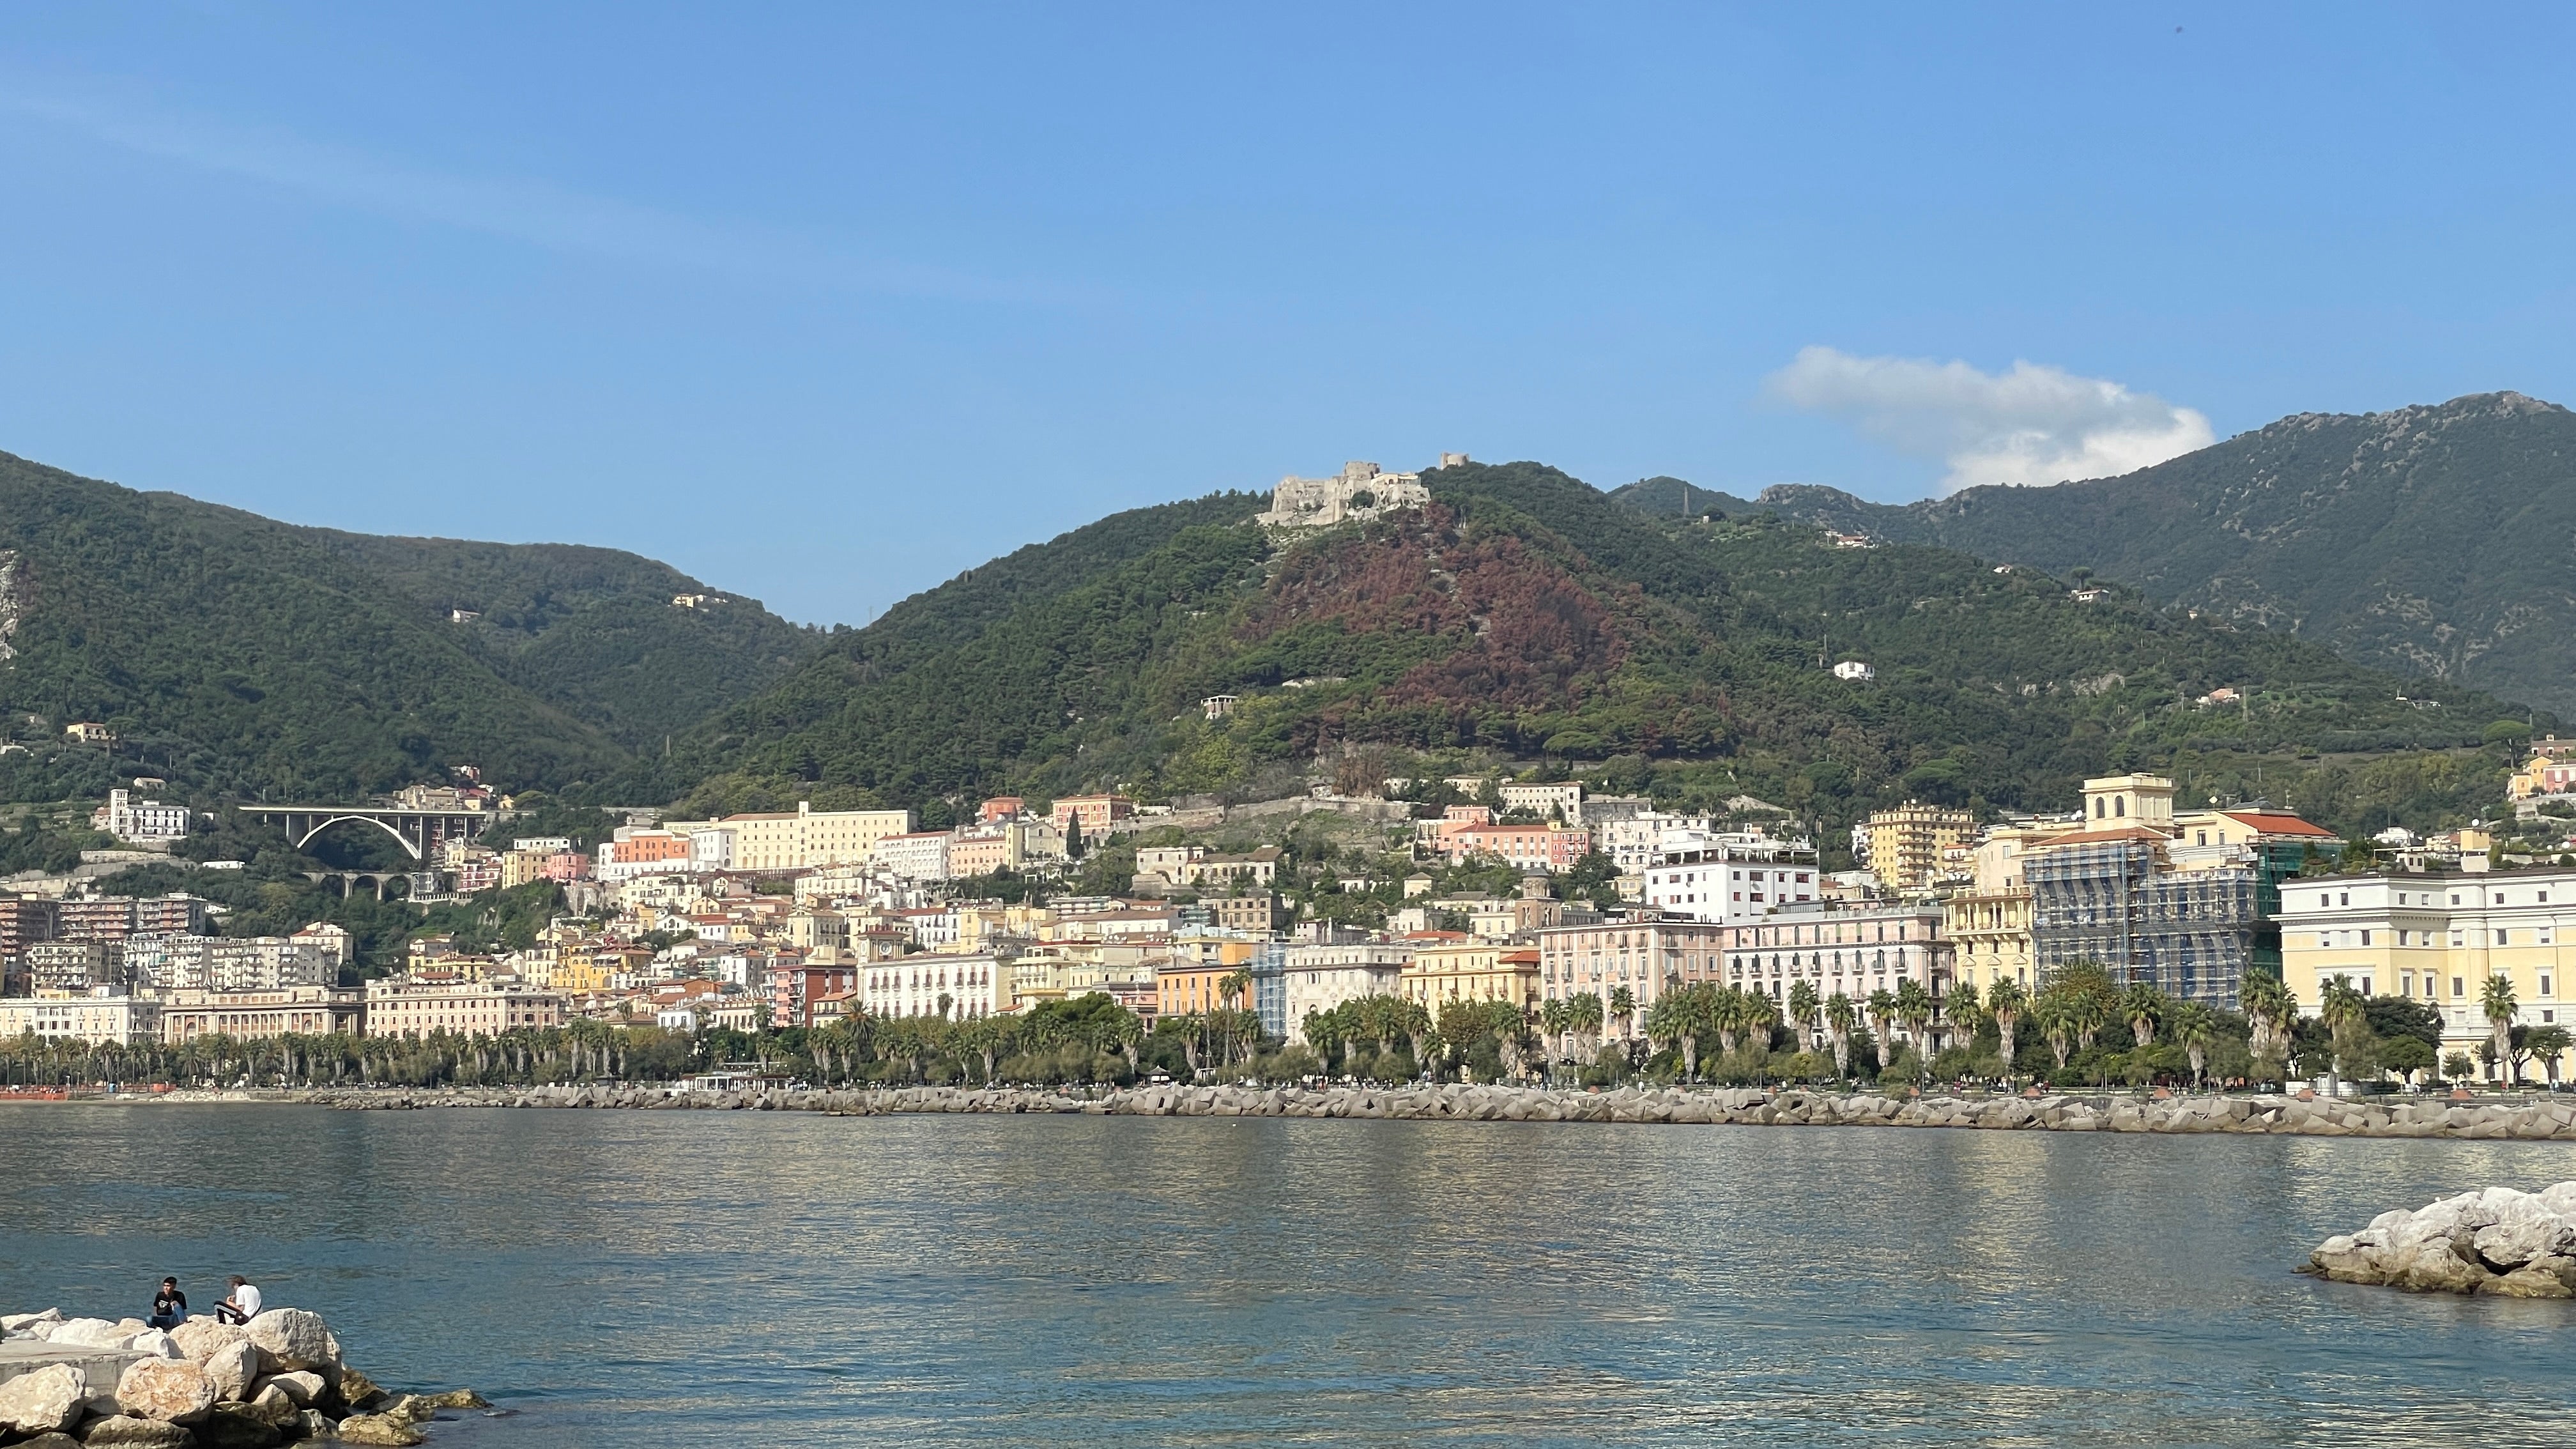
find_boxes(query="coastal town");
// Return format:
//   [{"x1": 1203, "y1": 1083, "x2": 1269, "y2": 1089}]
[{"x1": 8, "y1": 747, "x2": 2576, "y2": 1090}]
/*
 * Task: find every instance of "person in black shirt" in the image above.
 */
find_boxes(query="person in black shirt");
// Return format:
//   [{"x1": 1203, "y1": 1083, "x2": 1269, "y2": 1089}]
[{"x1": 149, "y1": 1277, "x2": 187, "y2": 1329}]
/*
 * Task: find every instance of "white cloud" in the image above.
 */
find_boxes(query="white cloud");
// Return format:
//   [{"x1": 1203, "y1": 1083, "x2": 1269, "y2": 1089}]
[
  {"x1": 1767, "y1": 346, "x2": 2214, "y2": 493},
  {"x1": 0, "y1": 71, "x2": 1059, "y2": 306}
]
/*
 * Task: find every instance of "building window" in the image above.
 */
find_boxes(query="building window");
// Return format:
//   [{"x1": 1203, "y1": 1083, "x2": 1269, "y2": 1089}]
[
  {"x1": 2498, "y1": 929, "x2": 2510, "y2": 946},
  {"x1": 2453, "y1": 976, "x2": 2466, "y2": 998},
  {"x1": 2360, "y1": 930, "x2": 2372, "y2": 947}
]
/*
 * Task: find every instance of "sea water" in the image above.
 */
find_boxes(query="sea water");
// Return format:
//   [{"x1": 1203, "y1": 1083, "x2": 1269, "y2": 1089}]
[{"x1": 4, "y1": 1103, "x2": 2572, "y2": 1446}]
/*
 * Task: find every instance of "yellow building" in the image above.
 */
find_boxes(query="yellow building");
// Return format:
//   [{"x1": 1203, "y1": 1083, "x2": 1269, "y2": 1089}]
[
  {"x1": 716, "y1": 802, "x2": 916, "y2": 873},
  {"x1": 2280, "y1": 868, "x2": 2572, "y2": 1081},
  {"x1": 1945, "y1": 889, "x2": 2035, "y2": 995},
  {"x1": 1862, "y1": 801, "x2": 1975, "y2": 894},
  {"x1": 1157, "y1": 960, "x2": 1248, "y2": 1018},
  {"x1": 1401, "y1": 942, "x2": 1540, "y2": 1013}
]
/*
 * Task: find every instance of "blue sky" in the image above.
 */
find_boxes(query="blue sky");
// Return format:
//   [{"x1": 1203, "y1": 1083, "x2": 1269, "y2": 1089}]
[{"x1": 3, "y1": 3, "x2": 2571, "y2": 624}]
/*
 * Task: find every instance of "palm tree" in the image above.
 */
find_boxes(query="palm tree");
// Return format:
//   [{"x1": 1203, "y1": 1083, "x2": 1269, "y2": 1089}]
[
  {"x1": 2119, "y1": 983, "x2": 2165, "y2": 1052},
  {"x1": 1867, "y1": 988, "x2": 1898, "y2": 1075},
  {"x1": 1218, "y1": 967, "x2": 1255, "y2": 1017},
  {"x1": 2319, "y1": 974, "x2": 2369, "y2": 1088},
  {"x1": 1943, "y1": 981, "x2": 1982, "y2": 1060},
  {"x1": 1644, "y1": 994, "x2": 1685, "y2": 1073},
  {"x1": 2171, "y1": 1000, "x2": 2217, "y2": 1089},
  {"x1": 1608, "y1": 985, "x2": 1637, "y2": 1043},
  {"x1": 1539, "y1": 997, "x2": 1572, "y2": 1064},
  {"x1": 1892, "y1": 978, "x2": 1935, "y2": 1079},
  {"x1": 1823, "y1": 992, "x2": 1857, "y2": 1080},
  {"x1": 1984, "y1": 977, "x2": 2026, "y2": 1080},
  {"x1": 1711, "y1": 986, "x2": 1746, "y2": 1056},
  {"x1": 2239, "y1": 972, "x2": 2293, "y2": 1071},
  {"x1": 2480, "y1": 974, "x2": 2520, "y2": 1085},
  {"x1": 2034, "y1": 992, "x2": 2075, "y2": 1074},
  {"x1": 1568, "y1": 992, "x2": 1604, "y2": 1061},
  {"x1": 1787, "y1": 980, "x2": 1821, "y2": 1052}
]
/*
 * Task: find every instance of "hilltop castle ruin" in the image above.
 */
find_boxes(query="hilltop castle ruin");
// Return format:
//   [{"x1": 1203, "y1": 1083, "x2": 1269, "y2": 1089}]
[{"x1": 1257, "y1": 455, "x2": 1464, "y2": 529}]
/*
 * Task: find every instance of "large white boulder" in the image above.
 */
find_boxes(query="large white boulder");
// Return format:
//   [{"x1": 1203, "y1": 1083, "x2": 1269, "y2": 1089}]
[
  {"x1": 202, "y1": 1339, "x2": 265, "y2": 1403},
  {"x1": 43, "y1": 1318, "x2": 125, "y2": 1349},
  {"x1": 2, "y1": 1308, "x2": 64, "y2": 1335},
  {"x1": 2474, "y1": 1218, "x2": 2573, "y2": 1269},
  {"x1": 126, "y1": 1329, "x2": 182, "y2": 1361},
  {"x1": 257, "y1": 1370, "x2": 325, "y2": 1407},
  {"x1": 167, "y1": 1317, "x2": 248, "y2": 1363},
  {"x1": 0, "y1": 1363, "x2": 89, "y2": 1435},
  {"x1": 114, "y1": 1358, "x2": 216, "y2": 1427},
  {"x1": 243, "y1": 1308, "x2": 336, "y2": 1372}
]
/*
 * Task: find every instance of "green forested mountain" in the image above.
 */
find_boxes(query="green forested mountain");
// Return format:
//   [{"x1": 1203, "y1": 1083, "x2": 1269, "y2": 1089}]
[
  {"x1": 1675, "y1": 392, "x2": 2576, "y2": 716},
  {"x1": 0, "y1": 449, "x2": 813, "y2": 801},
  {"x1": 295, "y1": 529, "x2": 818, "y2": 748},
  {"x1": 640, "y1": 459, "x2": 2522, "y2": 843}
]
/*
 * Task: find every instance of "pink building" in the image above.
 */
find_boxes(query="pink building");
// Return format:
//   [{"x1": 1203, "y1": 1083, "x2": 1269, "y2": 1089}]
[{"x1": 1535, "y1": 919, "x2": 1727, "y2": 1043}]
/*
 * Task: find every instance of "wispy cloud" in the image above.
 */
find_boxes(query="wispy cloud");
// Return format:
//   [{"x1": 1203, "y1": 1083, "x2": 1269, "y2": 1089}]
[
  {"x1": 0, "y1": 72, "x2": 1055, "y2": 305},
  {"x1": 1767, "y1": 346, "x2": 2214, "y2": 493}
]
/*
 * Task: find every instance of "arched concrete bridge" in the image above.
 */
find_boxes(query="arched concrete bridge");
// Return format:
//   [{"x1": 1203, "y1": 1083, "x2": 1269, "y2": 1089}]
[{"x1": 238, "y1": 803, "x2": 498, "y2": 861}]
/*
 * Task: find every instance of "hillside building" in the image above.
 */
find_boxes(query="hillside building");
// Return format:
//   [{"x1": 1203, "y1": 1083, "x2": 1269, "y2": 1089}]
[
  {"x1": 1640, "y1": 829, "x2": 1818, "y2": 923},
  {"x1": 1858, "y1": 802, "x2": 1976, "y2": 896}
]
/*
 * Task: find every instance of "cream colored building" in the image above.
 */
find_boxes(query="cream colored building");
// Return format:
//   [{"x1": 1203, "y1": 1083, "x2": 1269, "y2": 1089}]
[
  {"x1": 160, "y1": 987, "x2": 364, "y2": 1043},
  {"x1": 364, "y1": 980, "x2": 567, "y2": 1039},
  {"x1": 714, "y1": 802, "x2": 916, "y2": 873},
  {"x1": 0, "y1": 995, "x2": 161, "y2": 1046},
  {"x1": 2280, "y1": 868, "x2": 2572, "y2": 1080}
]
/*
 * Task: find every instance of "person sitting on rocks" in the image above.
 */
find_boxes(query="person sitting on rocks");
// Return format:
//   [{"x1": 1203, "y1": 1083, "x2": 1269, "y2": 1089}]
[
  {"x1": 149, "y1": 1276, "x2": 188, "y2": 1329},
  {"x1": 211, "y1": 1274, "x2": 263, "y2": 1324}
]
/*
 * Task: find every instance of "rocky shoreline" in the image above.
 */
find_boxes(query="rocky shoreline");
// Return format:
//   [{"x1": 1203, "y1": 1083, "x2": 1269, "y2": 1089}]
[
  {"x1": 252, "y1": 1081, "x2": 2576, "y2": 1140},
  {"x1": 0, "y1": 1307, "x2": 484, "y2": 1447},
  {"x1": 2303, "y1": 1183, "x2": 2576, "y2": 1297}
]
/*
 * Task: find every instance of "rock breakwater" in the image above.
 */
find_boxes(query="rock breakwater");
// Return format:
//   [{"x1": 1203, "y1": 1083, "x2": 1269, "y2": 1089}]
[
  {"x1": 2303, "y1": 1183, "x2": 2576, "y2": 1297},
  {"x1": 293, "y1": 1082, "x2": 2576, "y2": 1140},
  {"x1": 0, "y1": 1307, "x2": 483, "y2": 1447}
]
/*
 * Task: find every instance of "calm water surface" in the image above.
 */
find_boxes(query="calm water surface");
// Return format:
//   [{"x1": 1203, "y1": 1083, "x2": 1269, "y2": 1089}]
[{"x1": 3, "y1": 1103, "x2": 2572, "y2": 1446}]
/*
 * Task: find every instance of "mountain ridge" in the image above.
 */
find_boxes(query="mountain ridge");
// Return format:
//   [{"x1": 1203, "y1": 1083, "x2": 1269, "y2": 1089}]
[{"x1": 1643, "y1": 392, "x2": 2576, "y2": 714}]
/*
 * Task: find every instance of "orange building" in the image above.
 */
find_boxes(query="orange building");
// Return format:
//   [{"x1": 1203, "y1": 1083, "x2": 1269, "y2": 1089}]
[{"x1": 1156, "y1": 960, "x2": 1249, "y2": 1018}]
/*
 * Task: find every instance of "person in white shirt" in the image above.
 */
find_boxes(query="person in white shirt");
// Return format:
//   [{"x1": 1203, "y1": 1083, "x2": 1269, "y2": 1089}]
[{"x1": 212, "y1": 1275, "x2": 263, "y2": 1324}]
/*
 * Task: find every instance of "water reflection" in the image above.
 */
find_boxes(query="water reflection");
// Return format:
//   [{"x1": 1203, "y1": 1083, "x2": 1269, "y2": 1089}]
[{"x1": 4, "y1": 1105, "x2": 2572, "y2": 1447}]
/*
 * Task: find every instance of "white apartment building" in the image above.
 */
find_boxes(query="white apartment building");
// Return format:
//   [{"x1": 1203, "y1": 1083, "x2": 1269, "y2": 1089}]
[
  {"x1": 871, "y1": 830, "x2": 954, "y2": 882},
  {"x1": 858, "y1": 953, "x2": 1006, "y2": 1020},
  {"x1": 1593, "y1": 809, "x2": 1713, "y2": 875},
  {"x1": 1282, "y1": 943, "x2": 1416, "y2": 1042},
  {"x1": 1643, "y1": 829, "x2": 1820, "y2": 923},
  {"x1": 93, "y1": 788, "x2": 191, "y2": 843},
  {"x1": 1498, "y1": 782, "x2": 1584, "y2": 822},
  {"x1": 686, "y1": 827, "x2": 735, "y2": 872},
  {"x1": 0, "y1": 995, "x2": 161, "y2": 1046},
  {"x1": 123, "y1": 935, "x2": 335, "y2": 992}
]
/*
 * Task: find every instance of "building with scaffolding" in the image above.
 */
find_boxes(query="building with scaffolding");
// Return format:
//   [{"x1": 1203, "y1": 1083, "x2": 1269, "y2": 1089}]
[{"x1": 2023, "y1": 776, "x2": 2333, "y2": 1008}]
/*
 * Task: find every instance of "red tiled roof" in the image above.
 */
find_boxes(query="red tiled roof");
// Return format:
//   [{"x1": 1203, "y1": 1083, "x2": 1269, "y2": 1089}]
[{"x1": 2218, "y1": 811, "x2": 2336, "y2": 838}]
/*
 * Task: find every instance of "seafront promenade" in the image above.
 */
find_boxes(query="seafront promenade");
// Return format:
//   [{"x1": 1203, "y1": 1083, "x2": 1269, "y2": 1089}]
[{"x1": 135, "y1": 1080, "x2": 2576, "y2": 1140}]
